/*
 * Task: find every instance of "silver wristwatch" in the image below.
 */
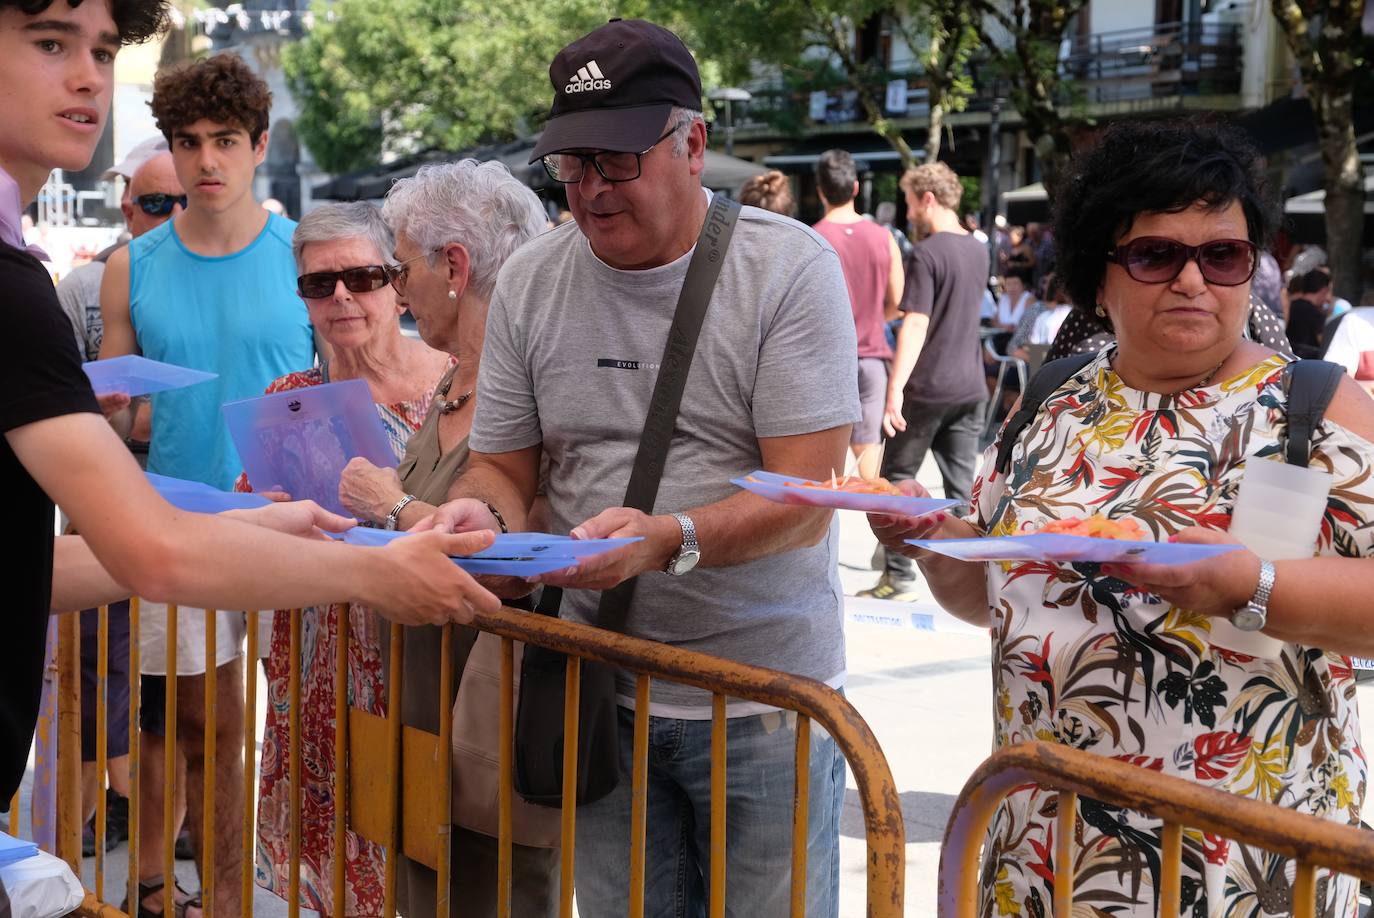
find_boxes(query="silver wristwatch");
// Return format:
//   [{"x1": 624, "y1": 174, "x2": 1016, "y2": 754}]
[
  {"x1": 384, "y1": 494, "x2": 416, "y2": 531},
  {"x1": 664, "y1": 512, "x2": 700, "y2": 576},
  {"x1": 1230, "y1": 559, "x2": 1276, "y2": 632}
]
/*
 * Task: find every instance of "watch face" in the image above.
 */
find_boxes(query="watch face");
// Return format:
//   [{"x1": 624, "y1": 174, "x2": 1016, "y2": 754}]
[
  {"x1": 1231, "y1": 605, "x2": 1267, "y2": 632},
  {"x1": 669, "y1": 549, "x2": 700, "y2": 576}
]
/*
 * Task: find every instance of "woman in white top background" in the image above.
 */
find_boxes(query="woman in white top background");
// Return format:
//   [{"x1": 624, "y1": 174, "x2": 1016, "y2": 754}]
[{"x1": 995, "y1": 269, "x2": 1034, "y2": 331}]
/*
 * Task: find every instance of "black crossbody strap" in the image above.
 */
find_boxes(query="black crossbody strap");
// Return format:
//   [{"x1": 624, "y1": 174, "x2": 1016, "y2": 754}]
[
  {"x1": 994, "y1": 352, "x2": 1096, "y2": 475},
  {"x1": 592, "y1": 194, "x2": 742, "y2": 632},
  {"x1": 1283, "y1": 359, "x2": 1344, "y2": 468}
]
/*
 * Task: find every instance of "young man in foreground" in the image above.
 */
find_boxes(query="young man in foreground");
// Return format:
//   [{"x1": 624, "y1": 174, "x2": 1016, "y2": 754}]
[{"x1": 0, "y1": 5, "x2": 500, "y2": 914}]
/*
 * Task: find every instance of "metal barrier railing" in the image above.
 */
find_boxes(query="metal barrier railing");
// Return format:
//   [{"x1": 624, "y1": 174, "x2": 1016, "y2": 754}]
[
  {"x1": 41, "y1": 598, "x2": 905, "y2": 917},
  {"x1": 938, "y1": 741, "x2": 1374, "y2": 918}
]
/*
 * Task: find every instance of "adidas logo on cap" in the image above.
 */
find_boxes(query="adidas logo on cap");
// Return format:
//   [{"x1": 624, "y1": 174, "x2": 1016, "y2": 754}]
[{"x1": 565, "y1": 60, "x2": 611, "y2": 93}]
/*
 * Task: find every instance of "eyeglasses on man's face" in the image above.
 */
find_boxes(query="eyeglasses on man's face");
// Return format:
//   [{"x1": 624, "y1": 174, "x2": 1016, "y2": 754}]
[
  {"x1": 296, "y1": 264, "x2": 394, "y2": 299},
  {"x1": 541, "y1": 123, "x2": 685, "y2": 185},
  {"x1": 134, "y1": 193, "x2": 188, "y2": 217}
]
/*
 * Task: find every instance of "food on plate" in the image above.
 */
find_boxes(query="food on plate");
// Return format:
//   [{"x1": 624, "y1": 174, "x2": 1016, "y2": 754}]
[
  {"x1": 774, "y1": 473, "x2": 903, "y2": 496},
  {"x1": 1036, "y1": 515, "x2": 1145, "y2": 540}
]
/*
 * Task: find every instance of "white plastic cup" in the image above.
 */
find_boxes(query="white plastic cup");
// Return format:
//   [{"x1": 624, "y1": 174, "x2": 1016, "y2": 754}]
[{"x1": 1209, "y1": 458, "x2": 1332, "y2": 659}]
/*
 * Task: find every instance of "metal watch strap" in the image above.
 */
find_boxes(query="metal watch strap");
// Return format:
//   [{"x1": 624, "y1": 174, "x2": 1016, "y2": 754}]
[
  {"x1": 1251, "y1": 559, "x2": 1276, "y2": 608},
  {"x1": 666, "y1": 512, "x2": 698, "y2": 571},
  {"x1": 1231, "y1": 559, "x2": 1275, "y2": 631},
  {"x1": 385, "y1": 494, "x2": 416, "y2": 530}
]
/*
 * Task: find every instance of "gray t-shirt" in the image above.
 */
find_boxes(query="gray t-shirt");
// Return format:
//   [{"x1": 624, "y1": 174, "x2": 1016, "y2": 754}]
[
  {"x1": 55, "y1": 259, "x2": 105, "y2": 361},
  {"x1": 472, "y1": 202, "x2": 861, "y2": 713}
]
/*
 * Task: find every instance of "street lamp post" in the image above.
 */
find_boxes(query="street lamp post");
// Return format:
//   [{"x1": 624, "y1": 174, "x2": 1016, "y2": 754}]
[{"x1": 708, "y1": 87, "x2": 753, "y2": 158}]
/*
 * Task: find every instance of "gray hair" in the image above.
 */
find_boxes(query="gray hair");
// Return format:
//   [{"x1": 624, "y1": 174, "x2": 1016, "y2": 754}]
[
  {"x1": 382, "y1": 160, "x2": 547, "y2": 299},
  {"x1": 668, "y1": 106, "x2": 705, "y2": 157},
  {"x1": 291, "y1": 201, "x2": 395, "y2": 273}
]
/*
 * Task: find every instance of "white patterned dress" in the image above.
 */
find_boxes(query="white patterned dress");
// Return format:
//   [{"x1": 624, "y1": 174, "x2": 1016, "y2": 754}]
[{"x1": 970, "y1": 349, "x2": 1372, "y2": 918}]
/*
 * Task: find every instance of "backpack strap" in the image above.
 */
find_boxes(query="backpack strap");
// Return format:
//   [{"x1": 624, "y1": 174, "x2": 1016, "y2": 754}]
[
  {"x1": 994, "y1": 352, "x2": 1097, "y2": 475},
  {"x1": 1282, "y1": 359, "x2": 1344, "y2": 468}
]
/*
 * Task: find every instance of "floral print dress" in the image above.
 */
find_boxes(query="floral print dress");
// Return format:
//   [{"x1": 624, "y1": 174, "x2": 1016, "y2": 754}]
[
  {"x1": 236, "y1": 361, "x2": 452, "y2": 917},
  {"x1": 971, "y1": 349, "x2": 1372, "y2": 918}
]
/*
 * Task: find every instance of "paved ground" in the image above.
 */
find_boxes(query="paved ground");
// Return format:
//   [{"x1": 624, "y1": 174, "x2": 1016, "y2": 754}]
[{"x1": 15, "y1": 455, "x2": 1374, "y2": 916}]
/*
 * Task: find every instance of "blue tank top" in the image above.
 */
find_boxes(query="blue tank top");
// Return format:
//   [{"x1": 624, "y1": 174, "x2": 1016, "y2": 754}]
[{"x1": 130, "y1": 213, "x2": 314, "y2": 489}]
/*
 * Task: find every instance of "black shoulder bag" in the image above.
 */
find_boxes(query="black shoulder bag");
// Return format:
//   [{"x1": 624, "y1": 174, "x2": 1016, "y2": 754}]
[{"x1": 513, "y1": 195, "x2": 743, "y2": 808}]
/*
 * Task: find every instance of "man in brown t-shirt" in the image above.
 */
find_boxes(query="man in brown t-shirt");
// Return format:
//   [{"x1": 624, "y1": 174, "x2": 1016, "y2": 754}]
[
  {"x1": 860, "y1": 162, "x2": 989, "y2": 600},
  {"x1": 812, "y1": 149, "x2": 904, "y2": 479}
]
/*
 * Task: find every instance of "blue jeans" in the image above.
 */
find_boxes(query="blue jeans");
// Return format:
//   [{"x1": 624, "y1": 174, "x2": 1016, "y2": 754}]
[{"x1": 574, "y1": 704, "x2": 846, "y2": 918}]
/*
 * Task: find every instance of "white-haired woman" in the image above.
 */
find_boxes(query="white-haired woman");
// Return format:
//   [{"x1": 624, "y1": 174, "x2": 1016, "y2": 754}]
[
  {"x1": 233, "y1": 201, "x2": 451, "y2": 917},
  {"x1": 336, "y1": 160, "x2": 557, "y2": 917}
]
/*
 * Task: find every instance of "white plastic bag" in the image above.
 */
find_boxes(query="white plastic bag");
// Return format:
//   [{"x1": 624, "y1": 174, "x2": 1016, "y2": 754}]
[{"x1": 0, "y1": 849, "x2": 84, "y2": 918}]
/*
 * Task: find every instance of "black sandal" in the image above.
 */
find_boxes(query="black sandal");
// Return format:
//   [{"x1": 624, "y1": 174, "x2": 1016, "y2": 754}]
[{"x1": 122, "y1": 875, "x2": 203, "y2": 918}]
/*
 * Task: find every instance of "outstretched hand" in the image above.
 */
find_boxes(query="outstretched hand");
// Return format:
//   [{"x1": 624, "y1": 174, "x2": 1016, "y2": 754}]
[
  {"x1": 866, "y1": 479, "x2": 970, "y2": 561},
  {"x1": 221, "y1": 499, "x2": 356, "y2": 541},
  {"x1": 366, "y1": 529, "x2": 503, "y2": 626},
  {"x1": 529, "y1": 507, "x2": 679, "y2": 591},
  {"x1": 1100, "y1": 527, "x2": 1260, "y2": 618}
]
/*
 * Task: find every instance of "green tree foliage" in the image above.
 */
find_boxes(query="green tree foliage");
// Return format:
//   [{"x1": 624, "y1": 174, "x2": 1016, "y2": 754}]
[
  {"x1": 889, "y1": 0, "x2": 980, "y2": 162},
  {"x1": 1270, "y1": 0, "x2": 1367, "y2": 302},
  {"x1": 283, "y1": 0, "x2": 644, "y2": 174},
  {"x1": 965, "y1": 0, "x2": 1090, "y2": 197},
  {"x1": 660, "y1": 0, "x2": 954, "y2": 168}
]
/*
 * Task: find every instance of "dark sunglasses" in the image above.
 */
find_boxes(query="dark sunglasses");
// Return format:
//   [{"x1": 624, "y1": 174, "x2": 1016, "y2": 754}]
[
  {"x1": 1107, "y1": 236, "x2": 1258, "y2": 287},
  {"x1": 296, "y1": 264, "x2": 395, "y2": 299},
  {"x1": 541, "y1": 123, "x2": 684, "y2": 185},
  {"x1": 134, "y1": 193, "x2": 188, "y2": 217}
]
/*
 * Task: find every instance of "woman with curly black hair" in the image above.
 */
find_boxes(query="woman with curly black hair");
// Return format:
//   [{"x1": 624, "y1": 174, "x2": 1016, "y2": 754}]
[{"x1": 870, "y1": 115, "x2": 1374, "y2": 917}]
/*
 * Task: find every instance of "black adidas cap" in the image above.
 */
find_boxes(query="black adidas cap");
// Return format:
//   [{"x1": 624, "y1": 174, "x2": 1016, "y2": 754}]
[{"x1": 528, "y1": 19, "x2": 703, "y2": 162}]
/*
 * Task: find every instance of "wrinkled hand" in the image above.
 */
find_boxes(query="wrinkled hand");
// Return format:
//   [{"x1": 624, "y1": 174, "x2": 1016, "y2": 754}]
[
  {"x1": 97, "y1": 392, "x2": 130, "y2": 419},
  {"x1": 410, "y1": 498, "x2": 502, "y2": 535},
  {"x1": 866, "y1": 479, "x2": 964, "y2": 561},
  {"x1": 338, "y1": 457, "x2": 404, "y2": 524},
  {"x1": 1100, "y1": 527, "x2": 1259, "y2": 618},
  {"x1": 410, "y1": 498, "x2": 531, "y2": 598},
  {"x1": 222, "y1": 499, "x2": 355, "y2": 541},
  {"x1": 530, "y1": 508, "x2": 679, "y2": 591},
  {"x1": 365, "y1": 529, "x2": 502, "y2": 626},
  {"x1": 882, "y1": 388, "x2": 906, "y2": 438}
]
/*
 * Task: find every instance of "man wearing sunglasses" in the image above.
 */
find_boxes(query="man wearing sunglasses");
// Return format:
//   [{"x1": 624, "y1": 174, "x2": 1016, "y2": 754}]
[{"x1": 58, "y1": 139, "x2": 179, "y2": 366}]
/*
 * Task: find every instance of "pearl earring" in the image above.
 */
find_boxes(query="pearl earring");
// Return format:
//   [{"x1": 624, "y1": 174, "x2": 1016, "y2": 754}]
[
  {"x1": 1094, "y1": 305, "x2": 1106, "y2": 318},
  {"x1": 448, "y1": 289, "x2": 458, "y2": 301}
]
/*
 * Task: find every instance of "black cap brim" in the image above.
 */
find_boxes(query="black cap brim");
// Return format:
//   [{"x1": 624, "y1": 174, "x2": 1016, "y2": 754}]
[{"x1": 528, "y1": 103, "x2": 674, "y2": 162}]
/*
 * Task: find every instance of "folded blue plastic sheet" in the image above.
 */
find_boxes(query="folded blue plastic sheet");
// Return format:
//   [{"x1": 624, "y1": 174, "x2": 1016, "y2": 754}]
[
  {"x1": 82, "y1": 354, "x2": 217, "y2": 397},
  {"x1": 0, "y1": 831, "x2": 38, "y2": 868},
  {"x1": 906, "y1": 533, "x2": 1245, "y2": 565},
  {"x1": 733, "y1": 469, "x2": 959, "y2": 517},
  {"x1": 146, "y1": 472, "x2": 271, "y2": 513},
  {"x1": 333, "y1": 528, "x2": 642, "y2": 576},
  {"x1": 222, "y1": 379, "x2": 395, "y2": 517}
]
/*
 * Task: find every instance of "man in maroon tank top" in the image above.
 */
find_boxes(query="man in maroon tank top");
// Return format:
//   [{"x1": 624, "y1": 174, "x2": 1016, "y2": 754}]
[{"x1": 812, "y1": 149, "x2": 905, "y2": 479}]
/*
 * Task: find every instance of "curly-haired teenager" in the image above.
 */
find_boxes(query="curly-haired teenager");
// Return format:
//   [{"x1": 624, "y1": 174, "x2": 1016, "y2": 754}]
[
  {"x1": 0, "y1": 11, "x2": 499, "y2": 915},
  {"x1": 95, "y1": 51, "x2": 319, "y2": 917}
]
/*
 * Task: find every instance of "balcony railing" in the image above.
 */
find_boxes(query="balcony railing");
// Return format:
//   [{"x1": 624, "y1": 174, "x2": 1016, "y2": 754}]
[{"x1": 731, "y1": 17, "x2": 1245, "y2": 136}]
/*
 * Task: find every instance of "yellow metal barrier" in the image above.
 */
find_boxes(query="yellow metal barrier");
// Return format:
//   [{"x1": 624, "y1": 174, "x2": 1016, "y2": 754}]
[
  {"x1": 51, "y1": 599, "x2": 907, "y2": 917},
  {"x1": 938, "y1": 741, "x2": 1374, "y2": 918}
]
